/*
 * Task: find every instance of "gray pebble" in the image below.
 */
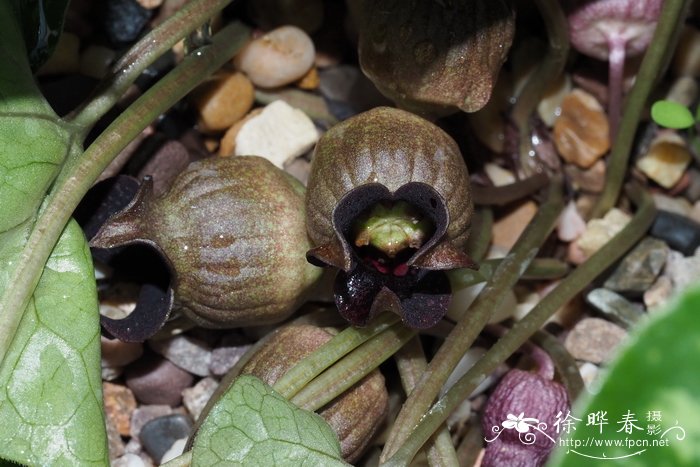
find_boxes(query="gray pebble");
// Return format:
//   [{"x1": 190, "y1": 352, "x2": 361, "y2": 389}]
[
  {"x1": 149, "y1": 335, "x2": 212, "y2": 377},
  {"x1": 126, "y1": 354, "x2": 193, "y2": 406},
  {"x1": 586, "y1": 288, "x2": 645, "y2": 329},
  {"x1": 650, "y1": 210, "x2": 700, "y2": 255},
  {"x1": 183, "y1": 377, "x2": 219, "y2": 421},
  {"x1": 140, "y1": 414, "x2": 192, "y2": 463},
  {"x1": 130, "y1": 405, "x2": 173, "y2": 439},
  {"x1": 603, "y1": 237, "x2": 668, "y2": 297}
]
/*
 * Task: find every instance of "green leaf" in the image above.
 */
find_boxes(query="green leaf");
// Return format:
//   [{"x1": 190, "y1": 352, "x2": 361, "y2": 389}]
[
  {"x1": 650, "y1": 100, "x2": 695, "y2": 129},
  {"x1": 0, "y1": 0, "x2": 71, "y2": 233},
  {"x1": 547, "y1": 286, "x2": 700, "y2": 467},
  {"x1": 0, "y1": 220, "x2": 107, "y2": 466},
  {"x1": 192, "y1": 375, "x2": 348, "y2": 466}
]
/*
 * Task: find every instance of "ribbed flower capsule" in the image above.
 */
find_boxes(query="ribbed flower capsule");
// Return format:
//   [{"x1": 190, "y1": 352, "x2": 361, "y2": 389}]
[{"x1": 305, "y1": 107, "x2": 476, "y2": 328}]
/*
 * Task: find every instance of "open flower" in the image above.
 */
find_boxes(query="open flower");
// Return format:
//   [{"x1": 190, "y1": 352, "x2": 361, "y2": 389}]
[{"x1": 305, "y1": 107, "x2": 477, "y2": 328}]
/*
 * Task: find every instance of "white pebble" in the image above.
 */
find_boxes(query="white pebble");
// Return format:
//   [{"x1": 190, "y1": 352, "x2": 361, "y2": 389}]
[
  {"x1": 235, "y1": 25, "x2": 315, "y2": 88},
  {"x1": 160, "y1": 438, "x2": 187, "y2": 464},
  {"x1": 557, "y1": 201, "x2": 587, "y2": 242},
  {"x1": 234, "y1": 100, "x2": 319, "y2": 168}
]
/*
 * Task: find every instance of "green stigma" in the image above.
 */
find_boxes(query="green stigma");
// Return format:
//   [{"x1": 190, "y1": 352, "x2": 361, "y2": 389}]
[{"x1": 353, "y1": 201, "x2": 433, "y2": 258}]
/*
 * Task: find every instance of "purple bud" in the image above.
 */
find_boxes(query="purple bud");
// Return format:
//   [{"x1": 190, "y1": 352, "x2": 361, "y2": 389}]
[{"x1": 481, "y1": 350, "x2": 569, "y2": 467}]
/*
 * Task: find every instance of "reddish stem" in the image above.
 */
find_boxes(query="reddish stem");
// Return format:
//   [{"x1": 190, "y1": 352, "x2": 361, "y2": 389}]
[{"x1": 607, "y1": 35, "x2": 627, "y2": 141}]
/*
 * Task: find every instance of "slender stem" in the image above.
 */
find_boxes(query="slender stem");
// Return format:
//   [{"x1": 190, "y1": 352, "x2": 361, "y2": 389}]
[
  {"x1": 383, "y1": 184, "x2": 655, "y2": 466},
  {"x1": 511, "y1": 0, "x2": 569, "y2": 175},
  {"x1": 380, "y1": 177, "x2": 564, "y2": 462},
  {"x1": 455, "y1": 422, "x2": 483, "y2": 467},
  {"x1": 69, "y1": 0, "x2": 236, "y2": 131},
  {"x1": 395, "y1": 337, "x2": 459, "y2": 467},
  {"x1": 531, "y1": 330, "x2": 584, "y2": 400},
  {"x1": 0, "y1": 22, "x2": 250, "y2": 363},
  {"x1": 471, "y1": 173, "x2": 549, "y2": 206},
  {"x1": 591, "y1": 0, "x2": 690, "y2": 218},
  {"x1": 273, "y1": 313, "x2": 399, "y2": 399},
  {"x1": 607, "y1": 36, "x2": 627, "y2": 140},
  {"x1": 290, "y1": 324, "x2": 416, "y2": 412},
  {"x1": 448, "y1": 257, "x2": 570, "y2": 290},
  {"x1": 465, "y1": 208, "x2": 492, "y2": 261}
]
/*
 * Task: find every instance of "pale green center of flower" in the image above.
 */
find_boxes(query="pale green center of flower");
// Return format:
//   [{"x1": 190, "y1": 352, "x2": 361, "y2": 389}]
[{"x1": 353, "y1": 201, "x2": 433, "y2": 258}]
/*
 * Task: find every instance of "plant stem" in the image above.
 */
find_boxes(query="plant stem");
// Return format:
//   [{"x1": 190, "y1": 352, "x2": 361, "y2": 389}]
[
  {"x1": 448, "y1": 257, "x2": 570, "y2": 290},
  {"x1": 455, "y1": 422, "x2": 482, "y2": 467},
  {"x1": 273, "y1": 313, "x2": 400, "y2": 399},
  {"x1": 464, "y1": 208, "x2": 492, "y2": 261},
  {"x1": 395, "y1": 337, "x2": 459, "y2": 467},
  {"x1": 382, "y1": 184, "x2": 655, "y2": 466},
  {"x1": 69, "y1": 0, "x2": 236, "y2": 131},
  {"x1": 290, "y1": 324, "x2": 416, "y2": 412},
  {"x1": 380, "y1": 177, "x2": 564, "y2": 462},
  {"x1": 0, "y1": 22, "x2": 250, "y2": 363},
  {"x1": 591, "y1": 0, "x2": 690, "y2": 218},
  {"x1": 511, "y1": 0, "x2": 569, "y2": 175}
]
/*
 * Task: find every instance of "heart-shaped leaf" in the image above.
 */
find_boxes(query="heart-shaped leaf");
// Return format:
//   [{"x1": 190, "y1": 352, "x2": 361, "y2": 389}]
[{"x1": 192, "y1": 375, "x2": 348, "y2": 466}]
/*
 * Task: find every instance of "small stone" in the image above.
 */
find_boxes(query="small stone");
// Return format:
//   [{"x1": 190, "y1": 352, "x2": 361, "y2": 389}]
[
  {"x1": 160, "y1": 438, "x2": 188, "y2": 464},
  {"x1": 103, "y1": 382, "x2": 137, "y2": 436},
  {"x1": 137, "y1": 140, "x2": 193, "y2": 196},
  {"x1": 574, "y1": 208, "x2": 631, "y2": 260},
  {"x1": 565, "y1": 317, "x2": 627, "y2": 364},
  {"x1": 557, "y1": 201, "x2": 587, "y2": 242},
  {"x1": 652, "y1": 192, "x2": 693, "y2": 217},
  {"x1": 80, "y1": 45, "x2": 116, "y2": 79},
  {"x1": 484, "y1": 163, "x2": 516, "y2": 187},
  {"x1": 603, "y1": 237, "x2": 669, "y2": 297},
  {"x1": 492, "y1": 200, "x2": 538, "y2": 249},
  {"x1": 102, "y1": 336, "x2": 143, "y2": 368},
  {"x1": 684, "y1": 168, "x2": 700, "y2": 202},
  {"x1": 585, "y1": 288, "x2": 645, "y2": 329},
  {"x1": 644, "y1": 275, "x2": 674, "y2": 310},
  {"x1": 665, "y1": 249, "x2": 700, "y2": 293},
  {"x1": 554, "y1": 89, "x2": 610, "y2": 168},
  {"x1": 296, "y1": 66, "x2": 320, "y2": 90},
  {"x1": 637, "y1": 132, "x2": 692, "y2": 189},
  {"x1": 182, "y1": 377, "x2": 218, "y2": 420},
  {"x1": 193, "y1": 72, "x2": 255, "y2": 133},
  {"x1": 101, "y1": 0, "x2": 152, "y2": 45},
  {"x1": 537, "y1": 72, "x2": 572, "y2": 127},
  {"x1": 130, "y1": 405, "x2": 174, "y2": 439},
  {"x1": 650, "y1": 210, "x2": 700, "y2": 255},
  {"x1": 231, "y1": 100, "x2": 319, "y2": 168},
  {"x1": 209, "y1": 343, "x2": 251, "y2": 376},
  {"x1": 318, "y1": 65, "x2": 392, "y2": 118},
  {"x1": 106, "y1": 413, "x2": 126, "y2": 460},
  {"x1": 136, "y1": 0, "x2": 163, "y2": 9},
  {"x1": 102, "y1": 365, "x2": 124, "y2": 381},
  {"x1": 139, "y1": 414, "x2": 193, "y2": 463},
  {"x1": 691, "y1": 200, "x2": 700, "y2": 224},
  {"x1": 235, "y1": 26, "x2": 315, "y2": 88},
  {"x1": 149, "y1": 334, "x2": 212, "y2": 377},
  {"x1": 38, "y1": 32, "x2": 81, "y2": 76},
  {"x1": 564, "y1": 160, "x2": 606, "y2": 193},
  {"x1": 218, "y1": 108, "x2": 263, "y2": 156},
  {"x1": 578, "y1": 362, "x2": 600, "y2": 390},
  {"x1": 112, "y1": 453, "x2": 147, "y2": 467},
  {"x1": 284, "y1": 156, "x2": 312, "y2": 185},
  {"x1": 126, "y1": 354, "x2": 194, "y2": 406}
]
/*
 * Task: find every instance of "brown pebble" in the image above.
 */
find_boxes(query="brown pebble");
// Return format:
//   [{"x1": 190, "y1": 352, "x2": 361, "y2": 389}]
[
  {"x1": 564, "y1": 317, "x2": 627, "y2": 364},
  {"x1": 554, "y1": 89, "x2": 610, "y2": 168},
  {"x1": 296, "y1": 66, "x2": 320, "y2": 90},
  {"x1": 106, "y1": 413, "x2": 126, "y2": 460},
  {"x1": 103, "y1": 382, "x2": 137, "y2": 437},
  {"x1": 125, "y1": 355, "x2": 194, "y2": 406},
  {"x1": 492, "y1": 201, "x2": 538, "y2": 249},
  {"x1": 193, "y1": 72, "x2": 255, "y2": 133},
  {"x1": 564, "y1": 160, "x2": 606, "y2": 193}
]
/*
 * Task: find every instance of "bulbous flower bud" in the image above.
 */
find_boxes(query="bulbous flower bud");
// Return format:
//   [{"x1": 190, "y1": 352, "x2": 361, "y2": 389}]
[
  {"x1": 305, "y1": 107, "x2": 476, "y2": 328},
  {"x1": 241, "y1": 324, "x2": 388, "y2": 463},
  {"x1": 357, "y1": 0, "x2": 515, "y2": 115},
  {"x1": 91, "y1": 156, "x2": 321, "y2": 339}
]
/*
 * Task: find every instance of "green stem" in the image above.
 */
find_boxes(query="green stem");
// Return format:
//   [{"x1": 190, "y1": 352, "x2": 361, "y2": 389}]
[
  {"x1": 395, "y1": 337, "x2": 458, "y2": 467},
  {"x1": 464, "y1": 208, "x2": 492, "y2": 261},
  {"x1": 290, "y1": 324, "x2": 416, "y2": 411},
  {"x1": 511, "y1": 0, "x2": 569, "y2": 175},
  {"x1": 0, "y1": 22, "x2": 250, "y2": 363},
  {"x1": 383, "y1": 184, "x2": 655, "y2": 466},
  {"x1": 380, "y1": 177, "x2": 564, "y2": 462},
  {"x1": 273, "y1": 313, "x2": 399, "y2": 399},
  {"x1": 69, "y1": 0, "x2": 235, "y2": 131},
  {"x1": 591, "y1": 0, "x2": 690, "y2": 218},
  {"x1": 455, "y1": 422, "x2": 482, "y2": 467},
  {"x1": 448, "y1": 257, "x2": 570, "y2": 290}
]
